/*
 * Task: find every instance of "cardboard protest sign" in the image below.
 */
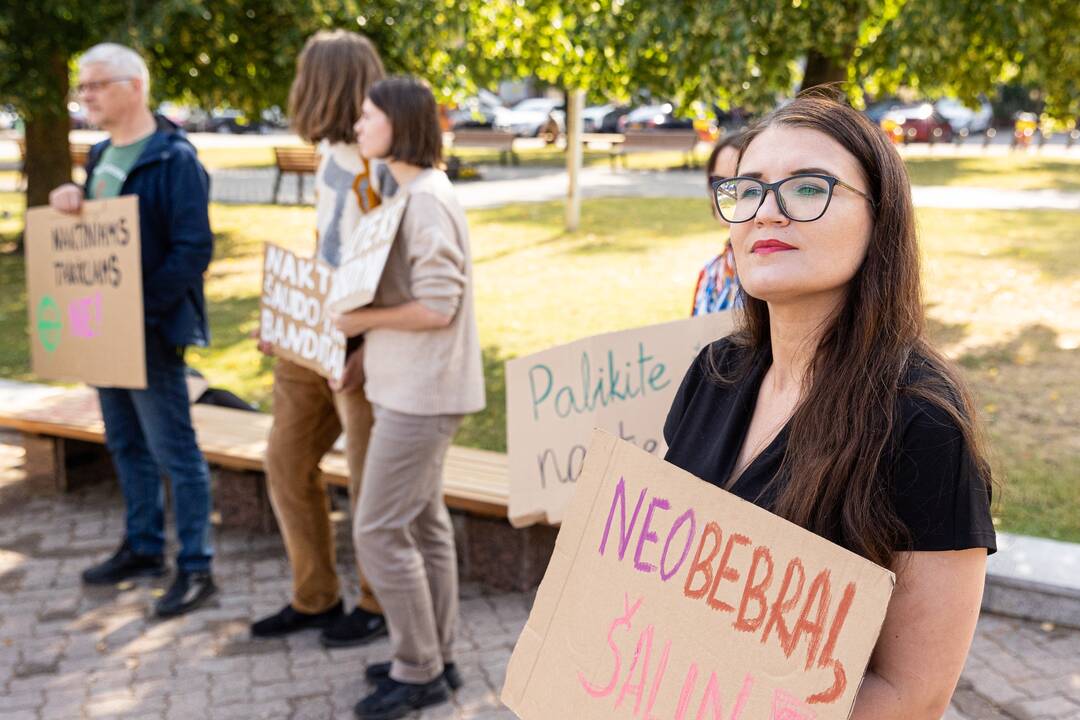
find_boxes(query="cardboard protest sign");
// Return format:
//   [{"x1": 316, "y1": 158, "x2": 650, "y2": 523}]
[
  {"x1": 326, "y1": 191, "x2": 408, "y2": 314},
  {"x1": 507, "y1": 312, "x2": 733, "y2": 527},
  {"x1": 502, "y1": 430, "x2": 896, "y2": 720},
  {"x1": 259, "y1": 243, "x2": 346, "y2": 382},
  {"x1": 24, "y1": 196, "x2": 145, "y2": 388}
]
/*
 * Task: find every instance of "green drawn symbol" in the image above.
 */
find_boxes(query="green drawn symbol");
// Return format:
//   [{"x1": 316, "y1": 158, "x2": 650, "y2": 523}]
[{"x1": 37, "y1": 296, "x2": 63, "y2": 353}]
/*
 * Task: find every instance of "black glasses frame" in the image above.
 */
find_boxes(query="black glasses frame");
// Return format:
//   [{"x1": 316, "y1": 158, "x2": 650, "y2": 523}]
[
  {"x1": 73, "y1": 77, "x2": 137, "y2": 95},
  {"x1": 709, "y1": 173, "x2": 873, "y2": 223}
]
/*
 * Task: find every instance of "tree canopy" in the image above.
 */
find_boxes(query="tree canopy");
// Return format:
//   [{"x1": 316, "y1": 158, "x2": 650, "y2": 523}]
[{"x1": 2, "y1": 0, "x2": 1076, "y2": 208}]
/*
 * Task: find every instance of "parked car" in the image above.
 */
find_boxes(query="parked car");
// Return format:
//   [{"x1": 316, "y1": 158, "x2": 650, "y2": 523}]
[
  {"x1": 493, "y1": 97, "x2": 565, "y2": 138},
  {"x1": 259, "y1": 106, "x2": 289, "y2": 131},
  {"x1": 880, "y1": 103, "x2": 953, "y2": 142},
  {"x1": 617, "y1": 103, "x2": 694, "y2": 131},
  {"x1": 447, "y1": 90, "x2": 503, "y2": 129},
  {"x1": 863, "y1": 98, "x2": 905, "y2": 125},
  {"x1": 68, "y1": 102, "x2": 90, "y2": 129},
  {"x1": 935, "y1": 97, "x2": 993, "y2": 134},
  {"x1": 157, "y1": 102, "x2": 194, "y2": 128},
  {"x1": 185, "y1": 108, "x2": 264, "y2": 134},
  {"x1": 0, "y1": 105, "x2": 19, "y2": 131},
  {"x1": 582, "y1": 104, "x2": 616, "y2": 132},
  {"x1": 597, "y1": 105, "x2": 632, "y2": 133}
]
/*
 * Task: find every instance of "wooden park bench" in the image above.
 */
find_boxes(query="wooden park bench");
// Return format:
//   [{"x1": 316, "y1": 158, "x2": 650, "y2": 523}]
[
  {"x1": 607, "y1": 129, "x2": 700, "y2": 170},
  {"x1": 272, "y1": 146, "x2": 319, "y2": 205},
  {"x1": 448, "y1": 129, "x2": 520, "y2": 166},
  {"x1": 0, "y1": 380, "x2": 553, "y2": 590},
  {"x1": 14, "y1": 140, "x2": 94, "y2": 189}
]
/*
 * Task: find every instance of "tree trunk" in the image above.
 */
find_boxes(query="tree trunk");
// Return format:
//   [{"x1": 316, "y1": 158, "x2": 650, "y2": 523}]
[
  {"x1": 23, "y1": 51, "x2": 73, "y2": 212},
  {"x1": 565, "y1": 88, "x2": 585, "y2": 232},
  {"x1": 800, "y1": 50, "x2": 848, "y2": 93}
]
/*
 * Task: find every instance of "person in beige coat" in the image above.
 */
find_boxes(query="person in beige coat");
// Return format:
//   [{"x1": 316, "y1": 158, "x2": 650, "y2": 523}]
[
  {"x1": 331, "y1": 76, "x2": 485, "y2": 720},
  {"x1": 250, "y1": 30, "x2": 390, "y2": 648}
]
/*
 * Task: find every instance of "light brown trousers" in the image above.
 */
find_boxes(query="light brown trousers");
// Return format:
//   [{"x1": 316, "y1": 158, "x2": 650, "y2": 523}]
[{"x1": 265, "y1": 357, "x2": 382, "y2": 615}]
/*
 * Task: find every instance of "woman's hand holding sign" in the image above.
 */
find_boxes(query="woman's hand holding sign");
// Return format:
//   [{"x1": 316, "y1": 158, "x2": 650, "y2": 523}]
[{"x1": 331, "y1": 301, "x2": 452, "y2": 337}]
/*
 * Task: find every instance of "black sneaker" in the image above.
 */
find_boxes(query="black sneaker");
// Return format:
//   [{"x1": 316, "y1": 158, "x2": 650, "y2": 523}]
[
  {"x1": 82, "y1": 540, "x2": 166, "y2": 585},
  {"x1": 321, "y1": 607, "x2": 388, "y2": 648},
  {"x1": 354, "y1": 677, "x2": 450, "y2": 720},
  {"x1": 251, "y1": 600, "x2": 344, "y2": 638},
  {"x1": 365, "y1": 661, "x2": 463, "y2": 691},
  {"x1": 154, "y1": 571, "x2": 217, "y2": 618}
]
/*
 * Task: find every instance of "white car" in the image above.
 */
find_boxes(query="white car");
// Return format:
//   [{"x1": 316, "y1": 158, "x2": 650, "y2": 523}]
[
  {"x1": 0, "y1": 106, "x2": 18, "y2": 131},
  {"x1": 582, "y1": 104, "x2": 616, "y2": 132},
  {"x1": 935, "y1": 98, "x2": 993, "y2": 134},
  {"x1": 493, "y1": 98, "x2": 565, "y2": 138}
]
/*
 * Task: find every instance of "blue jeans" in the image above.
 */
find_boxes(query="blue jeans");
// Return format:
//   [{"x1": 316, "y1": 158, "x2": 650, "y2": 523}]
[{"x1": 97, "y1": 331, "x2": 213, "y2": 572}]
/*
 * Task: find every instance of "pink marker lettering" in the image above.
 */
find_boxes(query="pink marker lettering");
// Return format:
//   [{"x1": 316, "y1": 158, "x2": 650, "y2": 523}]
[
  {"x1": 771, "y1": 689, "x2": 817, "y2": 720},
  {"x1": 634, "y1": 497, "x2": 670, "y2": 573},
  {"x1": 578, "y1": 593, "x2": 644, "y2": 698},
  {"x1": 615, "y1": 624, "x2": 654, "y2": 713},
  {"x1": 68, "y1": 293, "x2": 103, "y2": 339},
  {"x1": 598, "y1": 477, "x2": 648, "y2": 561}
]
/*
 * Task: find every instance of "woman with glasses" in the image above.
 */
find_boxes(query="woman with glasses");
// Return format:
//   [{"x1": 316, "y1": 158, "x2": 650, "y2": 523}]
[
  {"x1": 664, "y1": 93, "x2": 995, "y2": 718},
  {"x1": 691, "y1": 131, "x2": 745, "y2": 315}
]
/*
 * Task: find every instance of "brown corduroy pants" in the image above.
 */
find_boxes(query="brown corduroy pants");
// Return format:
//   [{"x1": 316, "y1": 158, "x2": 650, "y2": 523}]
[{"x1": 265, "y1": 357, "x2": 382, "y2": 615}]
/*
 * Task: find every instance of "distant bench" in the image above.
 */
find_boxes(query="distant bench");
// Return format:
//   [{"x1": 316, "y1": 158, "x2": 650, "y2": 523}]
[
  {"x1": 591, "y1": 129, "x2": 701, "y2": 170},
  {"x1": 448, "y1": 129, "x2": 519, "y2": 166},
  {"x1": 272, "y1": 146, "x2": 319, "y2": 204},
  {"x1": 0, "y1": 381, "x2": 553, "y2": 590},
  {"x1": 15, "y1": 140, "x2": 94, "y2": 189}
]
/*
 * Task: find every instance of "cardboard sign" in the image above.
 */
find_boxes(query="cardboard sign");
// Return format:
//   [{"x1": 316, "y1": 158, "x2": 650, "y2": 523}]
[
  {"x1": 259, "y1": 243, "x2": 346, "y2": 382},
  {"x1": 502, "y1": 431, "x2": 896, "y2": 720},
  {"x1": 507, "y1": 312, "x2": 734, "y2": 527},
  {"x1": 326, "y1": 191, "x2": 408, "y2": 314},
  {"x1": 24, "y1": 196, "x2": 146, "y2": 388}
]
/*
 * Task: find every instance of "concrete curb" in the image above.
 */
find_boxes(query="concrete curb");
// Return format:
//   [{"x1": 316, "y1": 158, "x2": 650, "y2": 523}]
[{"x1": 983, "y1": 532, "x2": 1080, "y2": 629}]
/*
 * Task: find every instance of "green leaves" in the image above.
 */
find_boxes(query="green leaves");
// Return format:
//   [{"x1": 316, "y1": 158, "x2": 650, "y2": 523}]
[{"x1": 2, "y1": 0, "x2": 1076, "y2": 125}]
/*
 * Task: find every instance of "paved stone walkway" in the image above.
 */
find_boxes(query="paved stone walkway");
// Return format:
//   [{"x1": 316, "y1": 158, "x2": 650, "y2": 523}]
[{"x1": 0, "y1": 433, "x2": 1077, "y2": 720}]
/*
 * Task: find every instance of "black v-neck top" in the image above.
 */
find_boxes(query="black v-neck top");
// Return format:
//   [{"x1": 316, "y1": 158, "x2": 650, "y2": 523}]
[{"x1": 663, "y1": 338, "x2": 996, "y2": 555}]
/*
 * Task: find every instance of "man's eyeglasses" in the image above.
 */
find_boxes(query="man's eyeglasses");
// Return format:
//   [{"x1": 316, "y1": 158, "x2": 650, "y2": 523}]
[
  {"x1": 709, "y1": 174, "x2": 872, "y2": 223},
  {"x1": 73, "y1": 77, "x2": 136, "y2": 95}
]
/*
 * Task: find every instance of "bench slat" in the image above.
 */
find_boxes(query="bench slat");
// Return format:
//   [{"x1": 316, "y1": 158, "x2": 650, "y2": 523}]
[
  {"x1": 449, "y1": 130, "x2": 516, "y2": 150},
  {"x1": 0, "y1": 383, "x2": 510, "y2": 518}
]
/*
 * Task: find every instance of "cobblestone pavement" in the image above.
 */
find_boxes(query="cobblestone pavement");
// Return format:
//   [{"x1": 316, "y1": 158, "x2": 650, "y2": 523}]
[{"x1": 1, "y1": 435, "x2": 1078, "y2": 720}]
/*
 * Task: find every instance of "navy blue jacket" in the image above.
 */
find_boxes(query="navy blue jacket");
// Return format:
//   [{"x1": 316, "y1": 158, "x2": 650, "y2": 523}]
[{"x1": 84, "y1": 116, "x2": 213, "y2": 348}]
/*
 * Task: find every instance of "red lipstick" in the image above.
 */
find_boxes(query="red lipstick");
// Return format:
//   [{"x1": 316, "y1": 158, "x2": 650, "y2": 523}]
[{"x1": 751, "y1": 239, "x2": 797, "y2": 255}]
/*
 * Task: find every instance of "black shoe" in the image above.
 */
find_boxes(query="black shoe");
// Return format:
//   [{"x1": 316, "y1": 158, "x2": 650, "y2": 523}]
[
  {"x1": 364, "y1": 661, "x2": 463, "y2": 691},
  {"x1": 321, "y1": 608, "x2": 388, "y2": 648},
  {"x1": 251, "y1": 600, "x2": 344, "y2": 638},
  {"x1": 154, "y1": 571, "x2": 217, "y2": 618},
  {"x1": 354, "y1": 677, "x2": 450, "y2": 720},
  {"x1": 81, "y1": 540, "x2": 166, "y2": 585}
]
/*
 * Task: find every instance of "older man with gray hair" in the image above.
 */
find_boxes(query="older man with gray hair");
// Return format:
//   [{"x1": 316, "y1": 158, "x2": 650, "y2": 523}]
[{"x1": 49, "y1": 43, "x2": 217, "y2": 617}]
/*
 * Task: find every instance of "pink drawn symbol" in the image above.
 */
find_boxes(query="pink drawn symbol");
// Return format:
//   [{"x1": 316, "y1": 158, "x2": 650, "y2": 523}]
[
  {"x1": 68, "y1": 293, "x2": 103, "y2": 339},
  {"x1": 771, "y1": 690, "x2": 816, "y2": 720}
]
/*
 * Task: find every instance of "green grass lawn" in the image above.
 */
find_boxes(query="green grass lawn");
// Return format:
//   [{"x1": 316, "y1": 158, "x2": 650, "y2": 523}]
[
  {"x1": 189, "y1": 142, "x2": 1080, "y2": 190},
  {"x1": 903, "y1": 154, "x2": 1080, "y2": 191},
  {"x1": 1, "y1": 190, "x2": 1077, "y2": 541}
]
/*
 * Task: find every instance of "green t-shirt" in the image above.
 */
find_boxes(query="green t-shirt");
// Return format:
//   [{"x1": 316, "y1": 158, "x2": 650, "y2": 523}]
[{"x1": 87, "y1": 134, "x2": 152, "y2": 199}]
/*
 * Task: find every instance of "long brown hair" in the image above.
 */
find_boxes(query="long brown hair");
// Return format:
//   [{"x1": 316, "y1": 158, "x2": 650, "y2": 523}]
[
  {"x1": 289, "y1": 30, "x2": 384, "y2": 144},
  {"x1": 717, "y1": 92, "x2": 992, "y2": 567}
]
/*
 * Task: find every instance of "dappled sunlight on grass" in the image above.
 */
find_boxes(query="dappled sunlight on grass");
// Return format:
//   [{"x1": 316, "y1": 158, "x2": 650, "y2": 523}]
[
  {"x1": 904, "y1": 155, "x2": 1080, "y2": 191},
  {"x1": 917, "y1": 207, "x2": 1079, "y2": 356}
]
